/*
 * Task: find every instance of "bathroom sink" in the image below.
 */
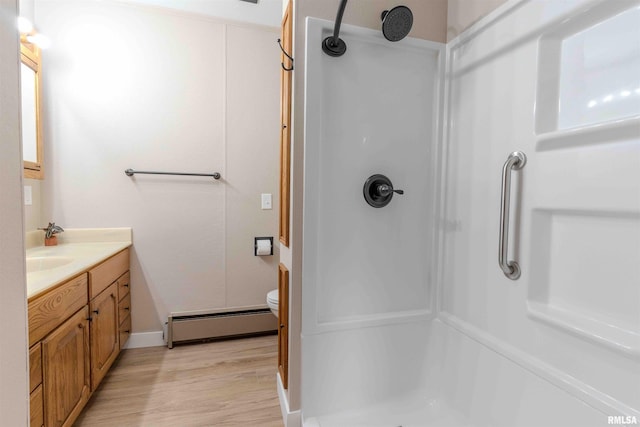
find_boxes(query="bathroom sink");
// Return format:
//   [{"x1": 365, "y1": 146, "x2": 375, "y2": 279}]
[{"x1": 26, "y1": 256, "x2": 74, "y2": 273}]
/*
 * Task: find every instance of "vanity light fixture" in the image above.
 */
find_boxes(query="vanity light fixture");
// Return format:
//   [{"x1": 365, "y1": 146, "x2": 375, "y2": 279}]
[
  {"x1": 17, "y1": 16, "x2": 33, "y2": 34},
  {"x1": 17, "y1": 16, "x2": 51, "y2": 49},
  {"x1": 26, "y1": 33, "x2": 51, "y2": 49}
]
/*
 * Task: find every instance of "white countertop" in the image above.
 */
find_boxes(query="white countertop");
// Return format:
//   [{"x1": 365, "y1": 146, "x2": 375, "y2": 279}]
[{"x1": 26, "y1": 228, "x2": 132, "y2": 300}]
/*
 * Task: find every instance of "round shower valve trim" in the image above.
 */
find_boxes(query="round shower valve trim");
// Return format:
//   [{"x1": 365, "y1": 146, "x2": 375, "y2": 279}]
[{"x1": 363, "y1": 174, "x2": 404, "y2": 208}]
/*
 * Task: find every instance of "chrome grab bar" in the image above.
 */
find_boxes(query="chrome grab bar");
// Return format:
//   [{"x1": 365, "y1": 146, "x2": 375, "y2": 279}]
[
  {"x1": 125, "y1": 169, "x2": 221, "y2": 180},
  {"x1": 499, "y1": 151, "x2": 526, "y2": 280}
]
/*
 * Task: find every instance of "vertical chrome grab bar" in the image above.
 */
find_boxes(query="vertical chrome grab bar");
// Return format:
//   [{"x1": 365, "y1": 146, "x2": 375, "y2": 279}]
[{"x1": 499, "y1": 151, "x2": 526, "y2": 280}]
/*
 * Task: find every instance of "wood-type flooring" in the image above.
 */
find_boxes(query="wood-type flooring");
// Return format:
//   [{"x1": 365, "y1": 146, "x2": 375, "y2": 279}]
[{"x1": 75, "y1": 334, "x2": 283, "y2": 427}]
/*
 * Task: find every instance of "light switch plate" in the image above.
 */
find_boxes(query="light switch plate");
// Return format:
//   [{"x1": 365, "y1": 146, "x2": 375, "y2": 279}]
[
  {"x1": 261, "y1": 193, "x2": 272, "y2": 210},
  {"x1": 24, "y1": 186, "x2": 32, "y2": 206}
]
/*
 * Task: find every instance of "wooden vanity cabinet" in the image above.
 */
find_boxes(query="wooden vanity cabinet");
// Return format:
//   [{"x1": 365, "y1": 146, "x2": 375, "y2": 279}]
[
  {"x1": 28, "y1": 274, "x2": 88, "y2": 347},
  {"x1": 29, "y1": 344, "x2": 43, "y2": 427},
  {"x1": 29, "y1": 343, "x2": 42, "y2": 393},
  {"x1": 28, "y1": 248, "x2": 130, "y2": 427},
  {"x1": 28, "y1": 274, "x2": 88, "y2": 427},
  {"x1": 278, "y1": 263, "x2": 289, "y2": 389},
  {"x1": 87, "y1": 249, "x2": 129, "y2": 390},
  {"x1": 42, "y1": 307, "x2": 91, "y2": 427},
  {"x1": 89, "y1": 282, "x2": 119, "y2": 390},
  {"x1": 30, "y1": 384, "x2": 44, "y2": 427},
  {"x1": 89, "y1": 249, "x2": 129, "y2": 299},
  {"x1": 117, "y1": 271, "x2": 132, "y2": 349}
]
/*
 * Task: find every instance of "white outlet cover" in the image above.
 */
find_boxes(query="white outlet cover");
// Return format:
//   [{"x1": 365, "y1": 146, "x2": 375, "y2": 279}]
[
  {"x1": 261, "y1": 193, "x2": 272, "y2": 209},
  {"x1": 24, "y1": 186, "x2": 32, "y2": 206}
]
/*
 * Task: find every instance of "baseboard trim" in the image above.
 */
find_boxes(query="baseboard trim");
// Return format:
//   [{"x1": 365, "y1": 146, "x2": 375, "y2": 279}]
[
  {"x1": 277, "y1": 373, "x2": 301, "y2": 427},
  {"x1": 123, "y1": 331, "x2": 165, "y2": 349}
]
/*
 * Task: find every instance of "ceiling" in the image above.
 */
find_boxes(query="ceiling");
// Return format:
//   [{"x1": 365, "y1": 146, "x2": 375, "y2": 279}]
[
  {"x1": 124, "y1": 0, "x2": 283, "y2": 27},
  {"x1": 32, "y1": 0, "x2": 283, "y2": 28}
]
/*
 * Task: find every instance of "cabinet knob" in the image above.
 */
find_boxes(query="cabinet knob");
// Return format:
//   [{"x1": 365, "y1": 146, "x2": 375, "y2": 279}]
[
  {"x1": 86, "y1": 317, "x2": 92, "y2": 321},
  {"x1": 123, "y1": 284, "x2": 129, "y2": 288},
  {"x1": 280, "y1": 324, "x2": 285, "y2": 329},
  {"x1": 124, "y1": 330, "x2": 130, "y2": 333},
  {"x1": 124, "y1": 307, "x2": 130, "y2": 311},
  {"x1": 93, "y1": 309, "x2": 99, "y2": 315}
]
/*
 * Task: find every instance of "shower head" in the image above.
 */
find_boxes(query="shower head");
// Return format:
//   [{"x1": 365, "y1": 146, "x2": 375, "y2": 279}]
[
  {"x1": 322, "y1": 1, "x2": 413, "y2": 57},
  {"x1": 381, "y1": 6, "x2": 413, "y2": 42}
]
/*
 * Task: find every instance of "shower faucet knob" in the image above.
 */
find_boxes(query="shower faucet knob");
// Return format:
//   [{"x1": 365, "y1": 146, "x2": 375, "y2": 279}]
[
  {"x1": 377, "y1": 184, "x2": 404, "y2": 197},
  {"x1": 377, "y1": 184, "x2": 392, "y2": 197}
]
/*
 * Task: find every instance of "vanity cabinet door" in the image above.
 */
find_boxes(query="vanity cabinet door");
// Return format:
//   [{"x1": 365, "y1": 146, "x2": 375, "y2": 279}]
[
  {"x1": 42, "y1": 307, "x2": 90, "y2": 427},
  {"x1": 89, "y1": 282, "x2": 119, "y2": 390},
  {"x1": 29, "y1": 343, "x2": 42, "y2": 393},
  {"x1": 278, "y1": 263, "x2": 289, "y2": 389},
  {"x1": 30, "y1": 384, "x2": 43, "y2": 427}
]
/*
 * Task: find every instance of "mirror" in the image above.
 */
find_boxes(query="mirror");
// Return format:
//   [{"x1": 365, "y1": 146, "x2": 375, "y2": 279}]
[{"x1": 20, "y1": 39, "x2": 43, "y2": 179}]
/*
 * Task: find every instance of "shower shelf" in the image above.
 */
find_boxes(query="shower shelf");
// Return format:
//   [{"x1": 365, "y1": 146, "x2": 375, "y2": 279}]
[
  {"x1": 527, "y1": 301, "x2": 640, "y2": 357},
  {"x1": 536, "y1": 115, "x2": 640, "y2": 152}
]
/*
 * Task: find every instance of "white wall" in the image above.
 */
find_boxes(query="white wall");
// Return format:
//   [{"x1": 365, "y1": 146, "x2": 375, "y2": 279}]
[
  {"x1": 22, "y1": 0, "x2": 282, "y2": 236},
  {"x1": 37, "y1": 0, "x2": 280, "y2": 335},
  {"x1": 0, "y1": 0, "x2": 30, "y2": 424}
]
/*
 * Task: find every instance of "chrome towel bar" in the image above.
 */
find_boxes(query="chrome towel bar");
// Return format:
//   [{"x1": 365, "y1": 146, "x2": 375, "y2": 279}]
[
  {"x1": 125, "y1": 169, "x2": 221, "y2": 180},
  {"x1": 498, "y1": 151, "x2": 526, "y2": 280}
]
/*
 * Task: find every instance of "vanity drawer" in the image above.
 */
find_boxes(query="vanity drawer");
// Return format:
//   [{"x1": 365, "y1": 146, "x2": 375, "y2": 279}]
[
  {"x1": 29, "y1": 343, "x2": 42, "y2": 392},
  {"x1": 118, "y1": 292, "x2": 131, "y2": 325},
  {"x1": 28, "y1": 274, "x2": 88, "y2": 346},
  {"x1": 89, "y1": 249, "x2": 129, "y2": 299},
  {"x1": 117, "y1": 271, "x2": 130, "y2": 301},
  {"x1": 119, "y1": 314, "x2": 131, "y2": 349},
  {"x1": 30, "y1": 384, "x2": 43, "y2": 427}
]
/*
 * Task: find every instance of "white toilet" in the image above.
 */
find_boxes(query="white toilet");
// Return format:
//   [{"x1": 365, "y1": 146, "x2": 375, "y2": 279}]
[{"x1": 266, "y1": 289, "x2": 278, "y2": 317}]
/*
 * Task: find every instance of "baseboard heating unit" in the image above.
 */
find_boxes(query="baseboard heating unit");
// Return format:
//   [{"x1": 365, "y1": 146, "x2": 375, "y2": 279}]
[{"x1": 167, "y1": 307, "x2": 277, "y2": 348}]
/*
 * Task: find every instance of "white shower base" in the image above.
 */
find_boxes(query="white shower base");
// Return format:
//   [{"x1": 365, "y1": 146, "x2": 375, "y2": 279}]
[
  {"x1": 302, "y1": 319, "x2": 608, "y2": 427},
  {"x1": 306, "y1": 392, "x2": 472, "y2": 427}
]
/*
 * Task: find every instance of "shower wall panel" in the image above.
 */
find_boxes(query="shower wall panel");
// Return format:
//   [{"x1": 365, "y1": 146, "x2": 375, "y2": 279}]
[
  {"x1": 302, "y1": 18, "x2": 444, "y2": 416},
  {"x1": 442, "y1": 0, "x2": 640, "y2": 416},
  {"x1": 303, "y1": 19, "x2": 443, "y2": 328}
]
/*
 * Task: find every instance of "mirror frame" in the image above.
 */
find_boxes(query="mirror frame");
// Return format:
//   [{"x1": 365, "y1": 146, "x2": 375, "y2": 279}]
[{"x1": 20, "y1": 38, "x2": 44, "y2": 180}]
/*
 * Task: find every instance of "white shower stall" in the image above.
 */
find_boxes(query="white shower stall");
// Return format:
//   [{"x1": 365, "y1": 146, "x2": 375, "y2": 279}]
[{"x1": 301, "y1": 0, "x2": 640, "y2": 426}]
